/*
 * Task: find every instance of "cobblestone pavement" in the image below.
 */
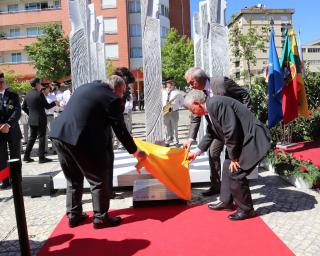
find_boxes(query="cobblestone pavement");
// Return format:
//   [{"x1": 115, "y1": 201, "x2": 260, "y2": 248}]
[{"x1": 1, "y1": 109, "x2": 320, "y2": 256}]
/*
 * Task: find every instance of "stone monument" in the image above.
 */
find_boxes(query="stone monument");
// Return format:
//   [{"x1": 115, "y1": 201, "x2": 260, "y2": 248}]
[
  {"x1": 68, "y1": 0, "x2": 106, "y2": 90},
  {"x1": 141, "y1": 0, "x2": 163, "y2": 143}
]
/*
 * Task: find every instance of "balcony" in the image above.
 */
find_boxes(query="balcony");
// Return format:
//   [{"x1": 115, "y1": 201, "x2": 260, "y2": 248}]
[
  {"x1": 0, "y1": 7, "x2": 63, "y2": 26},
  {"x1": 0, "y1": 37, "x2": 37, "y2": 51}
]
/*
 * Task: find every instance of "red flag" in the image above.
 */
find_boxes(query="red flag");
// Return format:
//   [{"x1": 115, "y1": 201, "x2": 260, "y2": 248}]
[{"x1": 0, "y1": 167, "x2": 10, "y2": 182}]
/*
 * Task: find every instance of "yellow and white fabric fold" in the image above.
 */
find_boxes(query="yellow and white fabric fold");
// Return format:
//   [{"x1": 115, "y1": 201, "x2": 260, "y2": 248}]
[{"x1": 134, "y1": 138, "x2": 192, "y2": 200}]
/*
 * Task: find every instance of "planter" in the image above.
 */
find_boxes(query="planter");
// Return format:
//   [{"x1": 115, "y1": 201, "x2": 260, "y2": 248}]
[
  {"x1": 268, "y1": 162, "x2": 313, "y2": 189},
  {"x1": 279, "y1": 175, "x2": 313, "y2": 189}
]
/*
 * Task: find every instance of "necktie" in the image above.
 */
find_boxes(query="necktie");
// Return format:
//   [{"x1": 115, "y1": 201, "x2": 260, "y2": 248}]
[{"x1": 203, "y1": 90, "x2": 208, "y2": 96}]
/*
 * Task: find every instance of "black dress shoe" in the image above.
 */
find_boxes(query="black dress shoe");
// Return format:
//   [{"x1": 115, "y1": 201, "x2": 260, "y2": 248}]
[
  {"x1": 23, "y1": 156, "x2": 34, "y2": 163},
  {"x1": 69, "y1": 213, "x2": 89, "y2": 228},
  {"x1": 39, "y1": 157, "x2": 52, "y2": 164},
  {"x1": 93, "y1": 215, "x2": 122, "y2": 229},
  {"x1": 0, "y1": 183, "x2": 11, "y2": 190},
  {"x1": 208, "y1": 201, "x2": 233, "y2": 211},
  {"x1": 228, "y1": 209, "x2": 255, "y2": 221},
  {"x1": 202, "y1": 187, "x2": 220, "y2": 196}
]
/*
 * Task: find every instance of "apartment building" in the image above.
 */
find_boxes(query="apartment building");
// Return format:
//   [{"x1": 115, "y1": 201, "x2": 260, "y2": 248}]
[
  {"x1": 0, "y1": 0, "x2": 190, "y2": 82},
  {"x1": 227, "y1": 5, "x2": 294, "y2": 85},
  {"x1": 302, "y1": 39, "x2": 320, "y2": 73}
]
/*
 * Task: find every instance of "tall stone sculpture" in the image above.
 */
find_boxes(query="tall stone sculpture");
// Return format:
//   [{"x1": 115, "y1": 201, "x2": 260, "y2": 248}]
[
  {"x1": 141, "y1": 0, "x2": 163, "y2": 143},
  {"x1": 68, "y1": 0, "x2": 106, "y2": 90},
  {"x1": 208, "y1": 0, "x2": 229, "y2": 77},
  {"x1": 194, "y1": 0, "x2": 230, "y2": 141}
]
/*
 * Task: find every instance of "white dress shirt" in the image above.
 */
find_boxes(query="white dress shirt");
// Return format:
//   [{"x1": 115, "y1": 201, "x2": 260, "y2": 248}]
[{"x1": 45, "y1": 93, "x2": 57, "y2": 115}]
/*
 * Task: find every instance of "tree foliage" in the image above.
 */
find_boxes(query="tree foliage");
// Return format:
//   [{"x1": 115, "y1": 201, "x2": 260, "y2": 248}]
[
  {"x1": 25, "y1": 23, "x2": 70, "y2": 81},
  {"x1": 161, "y1": 28, "x2": 194, "y2": 89},
  {"x1": 304, "y1": 63, "x2": 320, "y2": 110},
  {"x1": 229, "y1": 20, "x2": 269, "y2": 87},
  {"x1": 4, "y1": 70, "x2": 31, "y2": 95}
]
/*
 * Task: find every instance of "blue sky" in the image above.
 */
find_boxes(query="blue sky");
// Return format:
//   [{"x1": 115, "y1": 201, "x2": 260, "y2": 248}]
[{"x1": 190, "y1": 0, "x2": 319, "y2": 45}]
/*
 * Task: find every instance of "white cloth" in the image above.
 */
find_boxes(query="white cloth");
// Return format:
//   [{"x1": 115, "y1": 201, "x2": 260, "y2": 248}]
[
  {"x1": 62, "y1": 89, "x2": 71, "y2": 106},
  {"x1": 45, "y1": 93, "x2": 56, "y2": 115},
  {"x1": 55, "y1": 90, "x2": 64, "y2": 112},
  {"x1": 124, "y1": 94, "x2": 133, "y2": 114},
  {"x1": 161, "y1": 88, "x2": 184, "y2": 111}
]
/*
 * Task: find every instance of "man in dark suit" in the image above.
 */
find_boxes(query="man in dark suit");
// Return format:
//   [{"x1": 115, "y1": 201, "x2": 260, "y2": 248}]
[
  {"x1": 185, "y1": 90, "x2": 270, "y2": 220},
  {"x1": 22, "y1": 78, "x2": 57, "y2": 163},
  {"x1": 0, "y1": 72, "x2": 22, "y2": 189},
  {"x1": 183, "y1": 67, "x2": 252, "y2": 196},
  {"x1": 50, "y1": 78, "x2": 146, "y2": 229}
]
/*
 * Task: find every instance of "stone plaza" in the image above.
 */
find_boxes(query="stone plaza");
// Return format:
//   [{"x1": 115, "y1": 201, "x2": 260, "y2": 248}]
[{"x1": 1, "y1": 109, "x2": 320, "y2": 256}]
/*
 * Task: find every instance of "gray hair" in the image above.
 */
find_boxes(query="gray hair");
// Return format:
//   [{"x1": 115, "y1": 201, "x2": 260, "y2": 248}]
[
  {"x1": 184, "y1": 89, "x2": 207, "y2": 107},
  {"x1": 184, "y1": 67, "x2": 208, "y2": 82},
  {"x1": 105, "y1": 75, "x2": 125, "y2": 90}
]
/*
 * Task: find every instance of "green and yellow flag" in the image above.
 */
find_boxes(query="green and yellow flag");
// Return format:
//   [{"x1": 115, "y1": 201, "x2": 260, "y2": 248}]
[{"x1": 280, "y1": 28, "x2": 309, "y2": 123}]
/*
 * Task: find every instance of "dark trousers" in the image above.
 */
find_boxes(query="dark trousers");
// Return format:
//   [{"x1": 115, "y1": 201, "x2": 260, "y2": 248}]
[
  {"x1": 52, "y1": 139, "x2": 114, "y2": 219},
  {"x1": 220, "y1": 159, "x2": 255, "y2": 212},
  {"x1": 208, "y1": 139, "x2": 224, "y2": 189},
  {"x1": 24, "y1": 125, "x2": 46, "y2": 159},
  {"x1": 0, "y1": 134, "x2": 21, "y2": 185}
]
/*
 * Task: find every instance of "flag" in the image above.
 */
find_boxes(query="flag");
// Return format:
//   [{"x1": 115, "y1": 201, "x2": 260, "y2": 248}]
[
  {"x1": 267, "y1": 29, "x2": 284, "y2": 128},
  {"x1": 280, "y1": 28, "x2": 309, "y2": 123},
  {"x1": 296, "y1": 29, "x2": 305, "y2": 78},
  {"x1": 134, "y1": 138, "x2": 191, "y2": 200},
  {"x1": 0, "y1": 167, "x2": 10, "y2": 182}
]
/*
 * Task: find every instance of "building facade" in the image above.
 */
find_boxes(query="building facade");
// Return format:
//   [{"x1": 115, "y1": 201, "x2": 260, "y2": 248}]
[
  {"x1": 0, "y1": 0, "x2": 190, "y2": 81},
  {"x1": 227, "y1": 5, "x2": 294, "y2": 85},
  {"x1": 302, "y1": 39, "x2": 320, "y2": 73}
]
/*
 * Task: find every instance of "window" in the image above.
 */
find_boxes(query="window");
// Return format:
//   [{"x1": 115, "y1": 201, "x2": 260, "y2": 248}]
[
  {"x1": 130, "y1": 24, "x2": 141, "y2": 37},
  {"x1": 8, "y1": 4, "x2": 18, "y2": 12},
  {"x1": 130, "y1": 47, "x2": 142, "y2": 58},
  {"x1": 102, "y1": 0, "x2": 117, "y2": 9},
  {"x1": 105, "y1": 44, "x2": 119, "y2": 59},
  {"x1": 27, "y1": 27, "x2": 43, "y2": 37},
  {"x1": 302, "y1": 48, "x2": 306, "y2": 53},
  {"x1": 10, "y1": 28, "x2": 20, "y2": 37},
  {"x1": 160, "y1": 26, "x2": 169, "y2": 38},
  {"x1": 309, "y1": 60, "x2": 320, "y2": 65},
  {"x1": 129, "y1": 0, "x2": 141, "y2": 13},
  {"x1": 308, "y1": 48, "x2": 320, "y2": 53},
  {"x1": 25, "y1": 2, "x2": 40, "y2": 10},
  {"x1": 235, "y1": 61, "x2": 240, "y2": 68},
  {"x1": 53, "y1": 0, "x2": 61, "y2": 8},
  {"x1": 160, "y1": 4, "x2": 169, "y2": 17},
  {"x1": 104, "y1": 18, "x2": 117, "y2": 34},
  {"x1": 11, "y1": 53, "x2": 22, "y2": 63},
  {"x1": 235, "y1": 72, "x2": 240, "y2": 79}
]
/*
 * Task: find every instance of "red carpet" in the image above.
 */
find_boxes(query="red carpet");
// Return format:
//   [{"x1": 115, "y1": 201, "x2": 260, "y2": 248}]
[
  {"x1": 38, "y1": 205, "x2": 294, "y2": 256},
  {"x1": 283, "y1": 141, "x2": 320, "y2": 168}
]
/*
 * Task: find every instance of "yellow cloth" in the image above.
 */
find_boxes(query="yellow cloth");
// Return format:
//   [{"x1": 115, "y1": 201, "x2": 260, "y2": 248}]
[{"x1": 134, "y1": 138, "x2": 191, "y2": 200}]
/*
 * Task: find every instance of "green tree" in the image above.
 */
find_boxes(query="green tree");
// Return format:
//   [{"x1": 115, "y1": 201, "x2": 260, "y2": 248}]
[
  {"x1": 25, "y1": 23, "x2": 70, "y2": 81},
  {"x1": 161, "y1": 28, "x2": 194, "y2": 89},
  {"x1": 4, "y1": 70, "x2": 31, "y2": 95},
  {"x1": 304, "y1": 63, "x2": 320, "y2": 110},
  {"x1": 106, "y1": 59, "x2": 116, "y2": 77},
  {"x1": 229, "y1": 20, "x2": 269, "y2": 87}
]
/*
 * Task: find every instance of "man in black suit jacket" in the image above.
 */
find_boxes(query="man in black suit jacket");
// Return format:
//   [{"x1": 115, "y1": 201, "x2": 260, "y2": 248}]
[
  {"x1": 0, "y1": 72, "x2": 22, "y2": 189},
  {"x1": 50, "y1": 78, "x2": 146, "y2": 229},
  {"x1": 183, "y1": 67, "x2": 252, "y2": 196},
  {"x1": 185, "y1": 90, "x2": 270, "y2": 220},
  {"x1": 22, "y1": 78, "x2": 57, "y2": 163}
]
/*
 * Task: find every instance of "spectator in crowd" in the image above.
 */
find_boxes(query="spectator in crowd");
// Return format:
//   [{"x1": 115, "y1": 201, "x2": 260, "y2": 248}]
[
  {"x1": 19, "y1": 94, "x2": 29, "y2": 145},
  {"x1": 51, "y1": 81, "x2": 64, "y2": 117},
  {"x1": 22, "y1": 78, "x2": 57, "y2": 163},
  {"x1": 162, "y1": 79, "x2": 185, "y2": 147},
  {"x1": 42, "y1": 84, "x2": 57, "y2": 154},
  {"x1": 62, "y1": 80, "x2": 72, "y2": 107},
  {"x1": 139, "y1": 92, "x2": 144, "y2": 111},
  {"x1": 0, "y1": 72, "x2": 22, "y2": 189}
]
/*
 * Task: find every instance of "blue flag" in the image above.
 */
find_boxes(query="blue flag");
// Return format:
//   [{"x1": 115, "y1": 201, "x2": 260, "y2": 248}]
[{"x1": 268, "y1": 29, "x2": 284, "y2": 128}]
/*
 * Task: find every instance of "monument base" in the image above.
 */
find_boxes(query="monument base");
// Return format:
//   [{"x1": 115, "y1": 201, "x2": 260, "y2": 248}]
[
  {"x1": 276, "y1": 142, "x2": 297, "y2": 149},
  {"x1": 132, "y1": 179, "x2": 186, "y2": 207}
]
